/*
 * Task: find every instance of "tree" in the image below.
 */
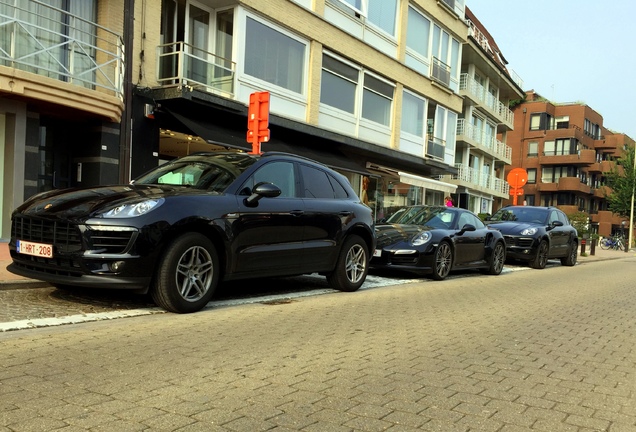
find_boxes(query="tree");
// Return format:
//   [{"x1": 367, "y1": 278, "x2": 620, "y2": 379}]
[{"x1": 604, "y1": 145, "x2": 636, "y2": 218}]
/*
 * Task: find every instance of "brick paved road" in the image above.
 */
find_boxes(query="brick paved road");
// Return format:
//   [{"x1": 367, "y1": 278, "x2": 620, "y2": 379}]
[{"x1": 1, "y1": 256, "x2": 636, "y2": 431}]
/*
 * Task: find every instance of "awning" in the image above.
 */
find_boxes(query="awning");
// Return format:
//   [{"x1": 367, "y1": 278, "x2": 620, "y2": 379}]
[
  {"x1": 398, "y1": 172, "x2": 457, "y2": 194},
  {"x1": 158, "y1": 101, "x2": 370, "y2": 175}
]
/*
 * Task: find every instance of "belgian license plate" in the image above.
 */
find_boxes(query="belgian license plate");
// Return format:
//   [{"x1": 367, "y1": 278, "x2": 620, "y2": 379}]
[
  {"x1": 16, "y1": 240, "x2": 53, "y2": 258},
  {"x1": 373, "y1": 249, "x2": 382, "y2": 257}
]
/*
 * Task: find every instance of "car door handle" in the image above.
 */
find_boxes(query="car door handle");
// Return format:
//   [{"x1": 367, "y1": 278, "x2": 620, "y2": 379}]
[{"x1": 289, "y1": 210, "x2": 304, "y2": 217}]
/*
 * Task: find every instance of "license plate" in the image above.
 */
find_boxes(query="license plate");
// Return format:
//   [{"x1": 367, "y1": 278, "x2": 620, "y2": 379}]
[
  {"x1": 373, "y1": 249, "x2": 382, "y2": 257},
  {"x1": 16, "y1": 240, "x2": 53, "y2": 258}
]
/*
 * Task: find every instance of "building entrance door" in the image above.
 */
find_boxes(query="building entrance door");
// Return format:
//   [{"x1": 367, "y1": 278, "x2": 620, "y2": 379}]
[{"x1": 37, "y1": 123, "x2": 72, "y2": 192}]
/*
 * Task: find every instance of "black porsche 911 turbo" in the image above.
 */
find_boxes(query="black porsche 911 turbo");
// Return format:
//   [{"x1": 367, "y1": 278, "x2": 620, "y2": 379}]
[
  {"x1": 370, "y1": 205, "x2": 506, "y2": 280},
  {"x1": 484, "y1": 205, "x2": 578, "y2": 269}
]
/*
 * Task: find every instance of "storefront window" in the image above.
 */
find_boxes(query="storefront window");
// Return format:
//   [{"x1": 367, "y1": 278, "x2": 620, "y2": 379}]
[{"x1": 363, "y1": 174, "x2": 429, "y2": 221}]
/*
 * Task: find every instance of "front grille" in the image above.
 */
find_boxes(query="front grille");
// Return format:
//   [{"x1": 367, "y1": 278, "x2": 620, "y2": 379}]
[
  {"x1": 389, "y1": 254, "x2": 419, "y2": 266},
  {"x1": 12, "y1": 216, "x2": 82, "y2": 253},
  {"x1": 503, "y1": 236, "x2": 534, "y2": 248},
  {"x1": 88, "y1": 229, "x2": 135, "y2": 254}
]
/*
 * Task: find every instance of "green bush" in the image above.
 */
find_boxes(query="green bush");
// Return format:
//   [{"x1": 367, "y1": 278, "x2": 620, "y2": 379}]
[{"x1": 567, "y1": 211, "x2": 589, "y2": 237}]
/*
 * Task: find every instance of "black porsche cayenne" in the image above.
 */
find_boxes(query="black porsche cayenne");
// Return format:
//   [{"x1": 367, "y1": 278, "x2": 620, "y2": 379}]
[{"x1": 8, "y1": 152, "x2": 375, "y2": 313}]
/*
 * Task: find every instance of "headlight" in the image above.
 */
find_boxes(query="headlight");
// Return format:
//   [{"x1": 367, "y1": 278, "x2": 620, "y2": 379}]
[
  {"x1": 101, "y1": 199, "x2": 164, "y2": 218},
  {"x1": 521, "y1": 227, "x2": 538, "y2": 235},
  {"x1": 411, "y1": 231, "x2": 432, "y2": 246}
]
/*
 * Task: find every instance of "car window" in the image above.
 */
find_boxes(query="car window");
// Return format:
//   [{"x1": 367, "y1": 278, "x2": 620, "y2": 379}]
[
  {"x1": 548, "y1": 210, "x2": 560, "y2": 225},
  {"x1": 244, "y1": 161, "x2": 296, "y2": 198},
  {"x1": 458, "y1": 212, "x2": 472, "y2": 229},
  {"x1": 557, "y1": 210, "x2": 568, "y2": 225},
  {"x1": 328, "y1": 174, "x2": 349, "y2": 199},
  {"x1": 299, "y1": 164, "x2": 335, "y2": 199},
  {"x1": 425, "y1": 210, "x2": 455, "y2": 229},
  {"x1": 459, "y1": 212, "x2": 484, "y2": 229}
]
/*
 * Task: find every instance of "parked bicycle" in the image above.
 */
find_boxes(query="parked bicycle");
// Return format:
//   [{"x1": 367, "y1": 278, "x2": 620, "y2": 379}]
[{"x1": 600, "y1": 235, "x2": 625, "y2": 250}]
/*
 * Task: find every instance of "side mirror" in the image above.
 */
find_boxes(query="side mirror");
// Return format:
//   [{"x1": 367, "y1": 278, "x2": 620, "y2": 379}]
[
  {"x1": 458, "y1": 224, "x2": 476, "y2": 235},
  {"x1": 244, "y1": 182, "x2": 281, "y2": 206}
]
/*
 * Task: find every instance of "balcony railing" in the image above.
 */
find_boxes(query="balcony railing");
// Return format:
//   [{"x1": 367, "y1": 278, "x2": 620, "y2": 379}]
[
  {"x1": 456, "y1": 119, "x2": 512, "y2": 161},
  {"x1": 157, "y1": 42, "x2": 235, "y2": 96},
  {"x1": 0, "y1": 0, "x2": 124, "y2": 99},
  {"x1": 459, "y1": 73, "x2": 514, "y2": 127},
  {"x1": 431, "y1": 57, "x2": 450, "y2": 87},
  {"x1": 441, "y1": 164, "x2": 509, "y2": 196},
  {"x1": 466, "y1": 19, "x2": 524, "y2": 90},
  {"x1": 426, "y1": 135, "x2": 445, "y2": 160}
]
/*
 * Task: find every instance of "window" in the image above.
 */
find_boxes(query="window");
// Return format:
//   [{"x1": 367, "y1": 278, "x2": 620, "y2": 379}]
[
  {"x1": 430, "y1": 24, "x2": 459, "y2": 88},
  {"x1": 541, "y1": 166, "x2": 571, "y2": 183},
  {"x1": 333, "y1": 0, "x2": 398, "y2": 36},
  {"x1": 248, "y1": 161, "x2": 296, "y2": 197},
  {"x1": 529, "y1": 112, "x2": 552, "y2": 131},
  {"x1": 300, "y1": 164, "x2": 337, "y2": 199},
  {"x1": 544, "y1": 141, "x2": 554, "y2": 156},
  {"x1": 554, "y1": 116, "x2": 569, "y2": 129},
  {"x1": 406, "y1": 6, "x2": 431, "y2": 59},
  {"x1": 244, "y1": 17, "x2": 305, "y2": 93},
  {"x1": 524, "y1": 195, "x2": 535, "y2": 206},
  {"x1": 541, "y1": 167, "x2": 553, "y2": 183},
  {"x1": 367, "y1": 0, "x2": 397, "y2": 36},
  {"x1": 528, "y1": 141, "x2": 538, "y2": 156},
  {"x1": 321, "y1": 52, "x2": 394, "y2": 127},
  {"x1": 527, "y1": 168, "x2": 537, "y2": 184},
  {"x1": 401, "y1": 90, "x2": 426, "y2": 137},
  {"x1": 8, "y1": 1, "x2": 98, "y2": 87},
  {"x1": 321, "y1": 54, "x2": 358, "y2": 113},
  {"x1": 361, "y1": 74, "x2": 393, "y2": 126},
  {"x1": 336, "y1": 0, "x2": 365, "y2": 15}
]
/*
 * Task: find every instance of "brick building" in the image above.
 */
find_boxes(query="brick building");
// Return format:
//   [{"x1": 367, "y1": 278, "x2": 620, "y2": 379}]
[{"x1": 503, "y1": 90, "x2": 635, "y2": 238}]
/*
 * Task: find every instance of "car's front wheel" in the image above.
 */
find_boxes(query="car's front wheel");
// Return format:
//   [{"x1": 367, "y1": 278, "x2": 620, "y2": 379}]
[
  {"x1": 483, "y1": 241, "x2": 506, "y2": 275},
  {"x1": 530, "y1": 240, "x2": 549, "y2": 269},
  {"x1": 560, "y1": 241, "x2": 578, "y2": 266},
  {"x1": 431, "y1": 241, "x2": 452, "y2": 280},
  {"x1": 151, "y1": 233, "x2": 219, "y2": 313},
  {"x1": 327, "y1": 235, "x2": 368, "y2": 292}
]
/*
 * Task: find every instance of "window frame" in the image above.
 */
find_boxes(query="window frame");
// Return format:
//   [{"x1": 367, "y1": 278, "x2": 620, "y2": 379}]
[{"x1": 242, "y1": 13, "x2": 308, "y2": 95}]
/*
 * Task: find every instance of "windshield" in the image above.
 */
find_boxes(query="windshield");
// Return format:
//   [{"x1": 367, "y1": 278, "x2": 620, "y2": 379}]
[
  {"x1": 133, "y1": 153, "x2": 257, "y2": 192},
  {"x1": 385, "y1": 206, "x2": 455, "y2": 229},
  {"x1": 490, "y1": 207, "x2": 548, "y2": 224}
]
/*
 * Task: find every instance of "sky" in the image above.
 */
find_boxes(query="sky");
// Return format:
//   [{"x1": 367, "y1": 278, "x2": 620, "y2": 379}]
[{"x1": 467, "y1": 1, "x2": 636, "y2": 140}]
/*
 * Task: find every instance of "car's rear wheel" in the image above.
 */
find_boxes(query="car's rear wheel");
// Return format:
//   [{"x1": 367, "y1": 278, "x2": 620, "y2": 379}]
[
  {"x1": 327, "y1": 235, "x2": 368, "y2": 292},
  {"x1": 431, "y1": 241, "x2": 452, "y2": 280},
  {"x1": 530, "y1": 240, "x2": 549, "y2": 269},
  {"x1": 560, "y1": 241, "x2": 578, "y2": 266},
  {"x1": 483, "y1": 241, "x2": 506, "y2": 275},
  {"x1": 151, "y1": 233, "x2": 219, "y2": 313}
]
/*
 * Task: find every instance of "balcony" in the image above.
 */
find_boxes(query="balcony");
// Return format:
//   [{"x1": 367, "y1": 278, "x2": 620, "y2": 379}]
[
  {"x1": 459, "y1": 73, "x2": 514, "y2": 129},
  {"x1": 538, "y1": 149, "x2": 595, "y2": 165},
  {"x1": 157, "y1": 42, "x2": 235, "y2": 96},
  {"x1": 425, "y1": 135, "x2": 446, "y2": 160},
  {"x1": 0, "y1": 0, "x2": 124, "y2": 103},
  {"x1": 431, "y1": 57, "x2": 451, "y2": 88},
  {"x1": 456, "y1": 119, "x2": 512, "y2": 163},
  {"x1": 593, "y1": 185, "x2": 612, "y2": 198},
  {"x1": 466, "y1": 20, "x2": 524, "y2": 90},
  {"x1": 588, "y1": 160, "x2": 616, "y2": 174},
  {"x1": 439, "y1": 164, "x2": 509, "y2": 198},
  {"x1": 557, "y1": 177, "x2": 591, "y2": 193}
]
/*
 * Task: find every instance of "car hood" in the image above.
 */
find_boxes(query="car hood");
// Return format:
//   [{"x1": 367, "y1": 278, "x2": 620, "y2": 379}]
[
  {"x1": 15, "y1": 184, "x2": 215, "y2": 219},
  {"x1": 485, "y1": 221, "x2": 538, "y2": 234},
  {"x1": 375, "y1": 223, "x2": 430, "y2": 248}
]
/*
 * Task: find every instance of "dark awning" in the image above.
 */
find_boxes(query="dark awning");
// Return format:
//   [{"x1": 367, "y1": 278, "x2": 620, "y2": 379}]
[{"x1": 158, "y1": 100, "x2": 371, "y2": 175}]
